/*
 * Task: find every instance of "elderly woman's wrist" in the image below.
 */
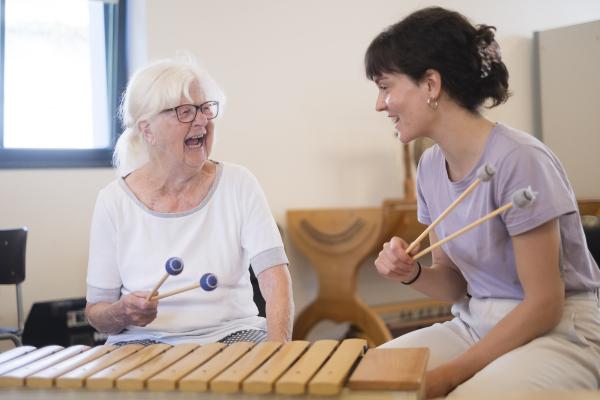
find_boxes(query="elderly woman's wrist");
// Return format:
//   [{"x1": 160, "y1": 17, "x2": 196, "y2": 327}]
[{"x1": 109, "y1": 299, "x2": 130, "y2": 328}]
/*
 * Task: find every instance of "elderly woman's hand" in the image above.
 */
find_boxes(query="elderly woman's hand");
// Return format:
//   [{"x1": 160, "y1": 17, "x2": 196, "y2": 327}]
[{"x1": 117, "y1": 291, "x2": 158, "y2": 327}]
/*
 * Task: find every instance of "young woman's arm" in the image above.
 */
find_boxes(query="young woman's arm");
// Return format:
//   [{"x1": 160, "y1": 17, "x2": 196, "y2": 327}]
[{"x1": 426, "y1": 218, "x2": 564, "y2": 398}]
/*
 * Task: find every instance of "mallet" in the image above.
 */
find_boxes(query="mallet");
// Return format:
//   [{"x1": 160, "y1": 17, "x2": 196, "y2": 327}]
[
  {"x1": 151, "y1": 273, "x2": 218, "y2": 301},
  {"x1": 146, "y1": 257, "x2": 185, "y2": 301},
  {"x1": 405, "y1": 163, "x2": 496, "y2": 255},
  {"x1": 411, "y1": 186, "x2": 536, "y2": 261}
]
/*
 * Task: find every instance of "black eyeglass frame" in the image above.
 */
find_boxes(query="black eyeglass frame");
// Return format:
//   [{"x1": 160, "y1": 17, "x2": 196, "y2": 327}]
[{"x1": 163, "y1": 100, "x2": 219, "y2": 123}]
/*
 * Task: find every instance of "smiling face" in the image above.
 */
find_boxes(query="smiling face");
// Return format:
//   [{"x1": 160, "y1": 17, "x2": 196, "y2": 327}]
[
  {"x1": 141, "y1": 80, "x2": 215, "y2": 172},
  {"x1": 374, "y1": 72, "x2": 436, "y2": 143}
]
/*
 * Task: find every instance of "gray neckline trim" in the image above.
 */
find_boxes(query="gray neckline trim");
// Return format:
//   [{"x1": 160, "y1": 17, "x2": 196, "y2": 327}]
[{"x1": 118, "y1": 161, "x2": 223, "y2": 218}]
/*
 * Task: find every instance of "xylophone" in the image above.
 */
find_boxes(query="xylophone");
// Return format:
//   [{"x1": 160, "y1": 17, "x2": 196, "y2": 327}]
[{"x1": 0, "y1": 339, "x2": 428, "y2": 400}]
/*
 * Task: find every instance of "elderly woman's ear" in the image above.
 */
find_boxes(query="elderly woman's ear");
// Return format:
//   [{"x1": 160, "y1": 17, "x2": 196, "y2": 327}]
[{"x1": 138, "y1": 120, "x2": 155, "y2": 145}]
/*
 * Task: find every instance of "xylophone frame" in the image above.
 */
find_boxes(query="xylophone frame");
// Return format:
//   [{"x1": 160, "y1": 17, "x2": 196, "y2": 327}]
[{"x1": 0, "y1": 339, "x2": 428, "y2": 400}]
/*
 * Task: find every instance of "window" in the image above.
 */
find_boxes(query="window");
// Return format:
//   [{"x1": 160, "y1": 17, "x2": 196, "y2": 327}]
[{"x1": 0, "y1": 0, "x2": 127, "y2": 168}]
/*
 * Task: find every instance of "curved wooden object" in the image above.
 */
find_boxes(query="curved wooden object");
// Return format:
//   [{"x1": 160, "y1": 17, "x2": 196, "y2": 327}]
[
  {"x1": 578, "y1": 199, "x2": 600, "y2": 216},
  {"x1": 287, "y1": 208, "x2": 391, "y2": 345},
  {"x1": 288, "y1": 203, "x2": 431, "y2": 346},
  {"x1": 378, "y1": 200, "x2": 425, "y2": 249}
]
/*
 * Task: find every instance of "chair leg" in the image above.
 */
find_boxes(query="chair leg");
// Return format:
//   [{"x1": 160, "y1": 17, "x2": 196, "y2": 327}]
[
  {"x1": 292, "y1": 301, "x2": 326, "y2": 340},
  {"x1": 9, "y1": 334, "x2": 22, "y2": 347},
  {"x1": 0, "y1": 284, "x2": 26, "y2": 347},
  {"x1": 350, "y1": 301, "x2": 393, "y2": 346},
  {"x1": 16, "y1": 283, "x2": 24, "y2": 333},
  {"x1": 0, "y1": 334, "x2": 22, "y2": 347}
]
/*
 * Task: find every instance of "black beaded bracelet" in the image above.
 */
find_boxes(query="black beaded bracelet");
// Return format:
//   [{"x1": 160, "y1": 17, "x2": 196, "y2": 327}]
[{"x1": 401, "y1": 261, "x2": 422, "y2": 285}]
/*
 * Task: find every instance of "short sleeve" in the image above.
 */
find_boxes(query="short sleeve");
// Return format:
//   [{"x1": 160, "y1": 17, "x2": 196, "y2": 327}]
[
  {"x1": 495, "y1": 145, "x2": 576, "y2": 236},
  {"x1": 239, "y1": 170, "x2": 288, "y2": 275},
  {"x1": 86, "y1": 192, "x2": 122, "y2": 303},
  {"x1": 416, "y1": 151, "x2": 432, "y2": 225}
]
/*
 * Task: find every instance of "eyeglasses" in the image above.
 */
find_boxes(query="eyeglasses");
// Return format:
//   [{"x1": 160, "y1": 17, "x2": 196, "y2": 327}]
[{"x1": 164, "y1": 101, "x2": 219, "y2": 123}]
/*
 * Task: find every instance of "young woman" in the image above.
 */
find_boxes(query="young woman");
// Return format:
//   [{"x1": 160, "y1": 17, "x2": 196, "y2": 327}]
[{"x1": 367, "y1": 7, "x2": 600, "y2": 398}]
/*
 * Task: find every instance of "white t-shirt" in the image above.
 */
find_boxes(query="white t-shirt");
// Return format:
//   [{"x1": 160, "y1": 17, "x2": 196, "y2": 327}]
[{"x1": 86, "y1": 161, "x2": 288, "y2": 344}]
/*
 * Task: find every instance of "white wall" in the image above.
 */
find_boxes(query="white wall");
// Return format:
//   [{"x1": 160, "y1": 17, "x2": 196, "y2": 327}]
[{"x1": 2, "y1": 0, "x2": 600, "y2": 339}]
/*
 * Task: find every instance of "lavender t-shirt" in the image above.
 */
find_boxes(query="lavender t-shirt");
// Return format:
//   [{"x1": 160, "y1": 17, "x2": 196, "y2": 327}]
[{"x1": 416, "y1": 123, "x2": 600, "y2": 299}]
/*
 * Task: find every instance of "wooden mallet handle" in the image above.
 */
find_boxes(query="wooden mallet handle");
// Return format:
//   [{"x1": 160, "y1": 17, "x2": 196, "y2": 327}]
[
  {"x1": 151, "y1": 282, "x2": 200, "y2": 301},
  {"x1": 146, "y1": 273, "x2": 169, "y2": 301},
  {"x1": 146, "y1": 257, "x2": 185, "y2": 301},
  {"x1": 405, "y1": 164, "x2": 495, "y2": 255},
  {"x1": 411, "y1": 203, "x2": 512, "y2": 260},
  {"x1": 411, "y1": 186, "x2": 536, "y2": 261},
  {"x1": 151, "y1": 273, "x2": 218, "y2": 301}
]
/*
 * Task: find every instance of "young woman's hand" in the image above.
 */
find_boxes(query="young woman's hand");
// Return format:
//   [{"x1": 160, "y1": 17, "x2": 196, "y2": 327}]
[
  {"x1": 374, "y1": 236, "x2": 420, "y2": 282},
  {"x1": 424, "y1": 364, "x2": 462, "y2": 399}
]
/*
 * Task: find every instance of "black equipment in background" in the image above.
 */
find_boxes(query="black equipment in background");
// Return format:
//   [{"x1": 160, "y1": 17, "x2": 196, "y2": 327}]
[
  {"x1": 582, "y1": 215, "x2": 600, "y2": 265},
  {"x1": 22, "y1": 298, "x2": 107, "y2": 347}
]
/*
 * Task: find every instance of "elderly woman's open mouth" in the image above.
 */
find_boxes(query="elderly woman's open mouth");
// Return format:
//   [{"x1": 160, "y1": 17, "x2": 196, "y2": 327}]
[{"x1": 184, "y1": 133, "x2": 205, "y2": 148}]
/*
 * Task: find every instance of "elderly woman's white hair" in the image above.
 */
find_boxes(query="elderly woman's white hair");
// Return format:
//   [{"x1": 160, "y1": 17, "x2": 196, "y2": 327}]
[{"x1": 113, "y1": 56, "x2": 226, "y2": 177}]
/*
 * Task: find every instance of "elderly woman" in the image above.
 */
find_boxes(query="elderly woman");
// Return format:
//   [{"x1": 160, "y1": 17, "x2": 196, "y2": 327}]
[{"x1": 85, "y1": 58, "x2": 293, "y2": 345}]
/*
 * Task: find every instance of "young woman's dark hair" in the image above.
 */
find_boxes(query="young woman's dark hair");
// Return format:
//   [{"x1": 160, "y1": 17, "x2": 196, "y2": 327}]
[{"x1": 365, "y1": 7, "x2": 510, "y2": 112}]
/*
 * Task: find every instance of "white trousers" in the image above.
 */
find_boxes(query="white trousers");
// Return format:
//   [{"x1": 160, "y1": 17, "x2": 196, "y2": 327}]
[{"x1": 379, "y1": 292, "x2": 600, "y2": 397}]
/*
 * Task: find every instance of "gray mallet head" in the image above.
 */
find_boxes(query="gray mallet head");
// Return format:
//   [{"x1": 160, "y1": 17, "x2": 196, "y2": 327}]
[
  {"x1": 511, "y1": 187, "x2": 537, "y2": 208},
  {"x1": 476, "y1": 163, "x2": 496, "y2": 182}
]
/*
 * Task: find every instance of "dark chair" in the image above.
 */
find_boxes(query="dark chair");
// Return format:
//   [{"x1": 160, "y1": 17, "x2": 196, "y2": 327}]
[
  {"x1": 582, "y1": 215, "x2": 600, "y2": 265},
  {"x1": 0, "y1": 227, "x2": 28, "y2": 347},
  {"x1": 249, "y1": 267, "x2": 266, "y2": 317}
]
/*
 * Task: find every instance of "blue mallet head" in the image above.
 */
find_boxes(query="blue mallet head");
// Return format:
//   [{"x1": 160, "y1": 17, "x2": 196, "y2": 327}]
[
  {"x1": 165, "y1": 257, "x2": 184, "y2": 276},
  {"x1": 200, "y1": 273, "x2": 218, "y2": 291}
]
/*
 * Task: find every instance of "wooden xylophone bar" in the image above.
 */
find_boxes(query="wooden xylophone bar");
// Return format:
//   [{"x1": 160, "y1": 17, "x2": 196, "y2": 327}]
[{"x1": 0, "y1": 339, "x2": 429, "y2": 400}]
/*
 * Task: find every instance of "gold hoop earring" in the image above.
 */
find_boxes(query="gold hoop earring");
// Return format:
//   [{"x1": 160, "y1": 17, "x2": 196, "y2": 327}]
[{"x1": 427, "y1": 97, "x2": 439, "y2": 110}]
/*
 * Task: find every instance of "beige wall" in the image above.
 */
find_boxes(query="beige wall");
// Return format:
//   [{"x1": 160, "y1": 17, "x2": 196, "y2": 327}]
[
  {"x1": 537, "y1": 20, "x2": 600, "y2": 199},
  {"x1": 1, "y1": 0, "x2": 600, "y2": 338}
]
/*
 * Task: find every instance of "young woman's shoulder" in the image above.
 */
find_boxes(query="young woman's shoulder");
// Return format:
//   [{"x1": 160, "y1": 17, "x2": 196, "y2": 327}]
[
  {"x1": 493, "y1": 123, "x2": 548, "y2": 154},
  {"x1": 492, "y1": 123, "x2": 562, "y2": 171}
]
